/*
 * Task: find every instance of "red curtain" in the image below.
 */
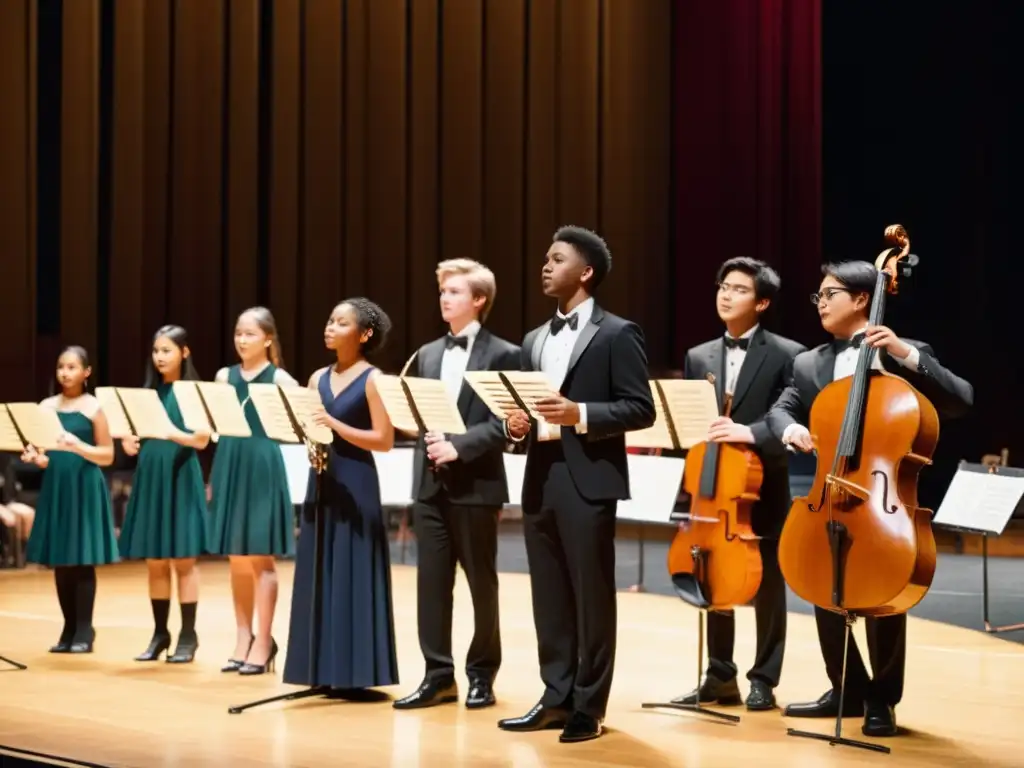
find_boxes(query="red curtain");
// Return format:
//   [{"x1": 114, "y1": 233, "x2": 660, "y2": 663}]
[{"x1": 671, "y1": 0, "x2": 823, "y2": 357}]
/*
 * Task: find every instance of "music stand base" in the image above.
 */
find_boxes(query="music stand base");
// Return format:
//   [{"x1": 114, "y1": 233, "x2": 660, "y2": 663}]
[
  {"x1": 786, "y1": 727, "x2": 891, "y2": 754},
  {"x1": 0, "y1": 654, "x2": 27, "y2": 670},
  {"x1": 228, "y1": 685, "x2": 330, "y2": 714},
  {"x1": 981, "y1": 534, "x2": 1024, "y2": 633}
]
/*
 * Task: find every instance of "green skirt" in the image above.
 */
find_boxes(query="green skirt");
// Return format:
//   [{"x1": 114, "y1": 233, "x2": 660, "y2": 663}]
[{"x1": 206, "y1": 436, "x2": 294, "y2": 557}]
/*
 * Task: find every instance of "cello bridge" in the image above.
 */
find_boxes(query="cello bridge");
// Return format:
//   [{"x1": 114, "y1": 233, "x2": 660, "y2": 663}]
[{"x1": 824, "y1": 474, "x2": 871, "y2": 502}]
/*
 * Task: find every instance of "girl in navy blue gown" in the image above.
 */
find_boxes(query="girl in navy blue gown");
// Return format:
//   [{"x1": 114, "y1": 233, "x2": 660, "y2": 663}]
[{"x1": 283, "y1": 298, "x2": 400, "y2": 695}]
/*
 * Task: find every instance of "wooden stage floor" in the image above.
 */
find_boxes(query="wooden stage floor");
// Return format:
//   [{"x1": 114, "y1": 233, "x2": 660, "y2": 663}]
[{"x1": 0, "y1": 561, "x2": 1021, "y2": 767}]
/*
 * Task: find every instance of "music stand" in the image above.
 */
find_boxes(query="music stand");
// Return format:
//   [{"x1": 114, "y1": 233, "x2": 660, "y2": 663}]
[
  {"x1": 227, "y1": 383, "x2": 333, "y2": 714},
  {"x1": 0, "y1": 402, "x2": 69, "y2": 672},
  {"x1": 932, "y1": 460, "x2": 1024, "y2": 633}
]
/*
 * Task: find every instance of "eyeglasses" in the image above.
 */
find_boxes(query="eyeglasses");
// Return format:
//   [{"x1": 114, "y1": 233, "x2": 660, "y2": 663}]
[
  {"x1": 809, "y1": 287, "x2": 852, "y2": 305},
  {"x1": 717, "y1": 282, "x2": 753, "y2": 297}
]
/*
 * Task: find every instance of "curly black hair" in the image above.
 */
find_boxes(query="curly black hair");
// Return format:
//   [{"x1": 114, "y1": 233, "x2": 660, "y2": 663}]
[
  {"x1": 338, "y1": 297, "x2": 392, "y2": 356},
  {"x1": 553, "y1": 225, "x2": 612, "y2": 289}
]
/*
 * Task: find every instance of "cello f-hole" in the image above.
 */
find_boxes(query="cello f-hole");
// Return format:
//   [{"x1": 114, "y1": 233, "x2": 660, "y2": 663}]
[{"x1": 871, "y1": 470, "x2": 898, "y2": 513}]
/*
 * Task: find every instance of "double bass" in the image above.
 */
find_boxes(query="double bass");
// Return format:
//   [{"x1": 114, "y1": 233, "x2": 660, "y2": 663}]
[
  {"x1": 667, "y1": 374, "x2": 764, "y2": 611},
  {"x1": 777, "y1": 224, "x2": 938, "y2": 617}
]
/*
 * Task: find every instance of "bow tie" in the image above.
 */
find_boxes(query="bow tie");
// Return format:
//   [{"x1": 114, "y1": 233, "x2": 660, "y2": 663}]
[
  {"x1": 723, "y1": 336, "x2": 750, "y2": 351},
  {"x1": 833, "y1": 334, "x2": 865, "y2": 353},
  {"x1": 445, "y1": 334, "x2": 469, "y2": 350},
  {"x1": 550, "y1": 313, "x2": 579, "y2": 335}
]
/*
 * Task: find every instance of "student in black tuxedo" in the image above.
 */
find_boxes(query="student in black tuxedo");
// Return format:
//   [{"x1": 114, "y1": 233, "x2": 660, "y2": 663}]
[
  {"x1": 393, "y1": 259, "x2": 521, "y2": 712},
  {"x1": 497, "y1": 226, "x2": 656, "y2": 743},
  {"x1": 767, "y1": 260, "x2": 973, "y2": 738},
  {"x1": 670, "y1": 257, "x2": 805, "y2": 711}
]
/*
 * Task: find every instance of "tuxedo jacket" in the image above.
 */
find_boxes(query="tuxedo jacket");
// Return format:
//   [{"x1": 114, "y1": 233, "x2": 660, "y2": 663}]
[
  {"x1": 520, "y1": 304, "x2": 656, "y2": 503},
  {"x1": 684, "y1": 328, "x2": 806, "y2": 535},
  {"x1": 766, "y1": 338, "x2": 974, "y2": 441},
  {"x1": 412, "y1": 328, "x2": 521, "y2": 507}
]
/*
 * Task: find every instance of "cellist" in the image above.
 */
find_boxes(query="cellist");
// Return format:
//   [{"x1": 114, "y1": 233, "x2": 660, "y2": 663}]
[
  {"x1": 767, "y1": 260, "x2": 973, "y2": 737},
  {"x1": 670, "y1": 257, "x2": 805, "y2": 711}
]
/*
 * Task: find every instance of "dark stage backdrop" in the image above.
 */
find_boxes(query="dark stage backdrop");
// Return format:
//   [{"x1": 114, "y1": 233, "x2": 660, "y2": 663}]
[{"x1": 0, "y1": 0, "x2": 671, "y2": 398}]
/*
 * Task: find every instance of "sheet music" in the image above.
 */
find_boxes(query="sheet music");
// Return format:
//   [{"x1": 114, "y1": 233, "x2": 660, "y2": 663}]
[
  {"x1": 115, "y1": 388, "x2": 178, "y2": 439},
  {"x1": 171, "y1": 381, "x2": 213, "y2": 435},
  {"x1": 625, "y1": 381, "x2": 675, "y2": 449},
  {"x1": 95, "y1": 388, "x2": 134, "y2": 439},
  {"x1": 246, "y1": 383, "x2": 301, "y2": 443},
  {"x1": 463, "y1": 371, "x2": 561, "y2": 441},
  {"x1": 933, "y1": 465, "x2": 1024, "y2": 535},
  {"x1": 6, "y1": 403, "x2": 66, "y2": 450},
  {"x1": 0, "y1": 407, "x2": 24, "y2": 452},
  {"x1": 279, "y1": 387, "x2": 333, "y2": 445},
  {"x1": 194, "y1": 382, "x2": 252, "y2": 438},
  {"x1": 402, "y1": 377, "x2": 467, "y2": 434},
  {"x1": 374, "y1": 375, "x2": 421, "y2": 435},
  {"x1": 657, "y1": 379, "x2": 719, "y2": 449}
]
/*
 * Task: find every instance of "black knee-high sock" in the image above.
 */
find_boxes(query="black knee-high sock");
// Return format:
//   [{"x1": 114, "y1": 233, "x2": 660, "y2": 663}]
[
  {"x1": 53, "y1": 567, "x2": 76, "y2": 642},
  {"x1": 72, "y1": 566, "x2": 97, "y2": 642},
  {"x1": 151, "y1": 598, "x2": 171, "y2": 637},
  {"x1": 179, "y1": 602, "x2": 197, "y2": 642}
]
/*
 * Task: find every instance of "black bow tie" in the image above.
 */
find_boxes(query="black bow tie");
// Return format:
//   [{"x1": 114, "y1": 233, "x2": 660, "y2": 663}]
[
  {"x1": 833, "y1": 334, "x2": 865, "y2": 353},
  {"x1": 550, "y1": 313, "x2": 579, "y2": 335},
  {"x1": 723, "y1": 336, "x2": 750, "y2": 351},
  {"x1": 445, "y1": 334, "x2": 469, "y2": 350}
]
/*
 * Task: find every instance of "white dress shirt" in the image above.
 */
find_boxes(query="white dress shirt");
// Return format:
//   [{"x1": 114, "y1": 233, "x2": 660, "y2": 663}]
[
  {"x1": 440, "y1": 320, "x2": 480, "y2": 401},
  {"x1": 724, "y1": 324, "x2": 759, "y2": 395},
  {"x1": 538, "y1": 297, "x2": 593, "y2": 436},
  {"x1": 782, "y1": 326, "x2": 920, "y2": 445}
]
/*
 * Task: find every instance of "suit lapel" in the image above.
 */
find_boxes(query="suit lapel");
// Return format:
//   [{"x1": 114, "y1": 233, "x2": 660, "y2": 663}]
[
  {"x1": 703, "y1": 340, "x2": 725, "y2": 407},
  {"x1": 457, "y1": 329, "x2": 490, "y2": 414},
  {"x1": 813, "y1": 344, "x2": 836, "y2": 393},
  {"x1": 730, "y1": 329, "x2": 768, "y2": 411},
  {"x1": 421, "y1": 339, "x2": 445, "y2": 380},
  {"x1": 530, "y1": 324, "x2": 550, "y2": 371},
  {"x1": 565, "y1": 305, "x2": 604, "y2": 379}
]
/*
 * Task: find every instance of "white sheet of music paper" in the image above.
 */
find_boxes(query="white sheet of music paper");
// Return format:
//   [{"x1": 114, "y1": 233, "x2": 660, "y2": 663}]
[{"x1": 933, "y1": 466, "x2": 1024, "y2": 535}]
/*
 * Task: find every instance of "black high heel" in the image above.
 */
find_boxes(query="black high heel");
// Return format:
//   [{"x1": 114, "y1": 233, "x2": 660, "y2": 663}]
[
  {"x1": 69, "y1": 628, "x2": 95, "y2": 654},
  {"x1": 238, "y1": 638, "x2": 278, "y2": 676},
  {"x1": 166, "y1": 634, "x2": 199, "y2": 664},
  {"x1": 221, "y1": 636, "x2": 254, "y2": 673},
  {"x1": 49, "y1": 628, "x2": 75, "y2": 654},
  {"x1": 135, "y1": 633, "x2": 172, "y2": 662}
]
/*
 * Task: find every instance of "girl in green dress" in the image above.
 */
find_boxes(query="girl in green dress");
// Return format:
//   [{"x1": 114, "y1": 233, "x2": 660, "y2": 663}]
[
  {"x1": 118, "y1": 325, "x2": 210, "y2": 664},
  {"x1": 23, "y1": 346, "x2": 118, "y2": 653},
  {"x1": 207, "y1": 307, "x2": 298, "y2": 675}
]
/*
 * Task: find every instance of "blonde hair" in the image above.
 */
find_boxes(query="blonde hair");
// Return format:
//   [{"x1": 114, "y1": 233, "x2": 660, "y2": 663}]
[{"x1": 435, "y1": 258, "x2": 497, "y2": 322}]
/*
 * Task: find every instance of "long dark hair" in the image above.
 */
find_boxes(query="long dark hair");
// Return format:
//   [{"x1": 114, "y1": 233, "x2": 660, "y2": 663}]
[
  {"x1": 144, "y1": 325, "x2": 201, "y2": 388},
  {"x1": 49, "y1": 345, "x2": 92, "y2": 396}
]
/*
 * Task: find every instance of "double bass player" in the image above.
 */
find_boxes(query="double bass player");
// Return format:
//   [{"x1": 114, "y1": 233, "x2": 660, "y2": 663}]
[{"x1": 766, "y1": 259, "x2": 973, "y2": 737}]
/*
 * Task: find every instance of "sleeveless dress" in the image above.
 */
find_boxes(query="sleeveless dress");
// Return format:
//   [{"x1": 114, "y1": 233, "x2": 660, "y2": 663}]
[
  {"x1": 283, "y1": 367, "x2": 399, "y2": 688},
  {"x1": 26, "y1": 411, "x2": 119, "y2": 567},
  {"x1": 206, "y1": 364, "x2": 294, "y2": 557},
  {"x1": 118, "y1": 383, "x2": 207, "y2": 559}
]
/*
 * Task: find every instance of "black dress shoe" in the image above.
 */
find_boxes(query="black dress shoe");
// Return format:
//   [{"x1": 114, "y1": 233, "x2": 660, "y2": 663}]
[
  {"x1": 497, "y1": 702, "x2": 569, "y2": 732},
  {"x1": 745, "y1": 679, "x2": 777, "y2": 711},
  {"x1": 69, "y1": 628, "x2": 95, "y2": 654},
  {"x1": 466, "y1": 679, "x2": 495, "y2": 709},
  {"x1": 166, "y1": 634, "x2": 199, "y2": 664},
  {"x1": 560, "y1": 711, "x2": 603, "y2": 743},
  {"x1": 393, "y1": 678, "x2": 459, "y2": 710},
  {"x1": 671, "y1": 675, "x2": 741, "y2": 706},
  {"x1": 862, "y1": 700, "x2": 898, "y2": 737},
  {"x1": 783, "y1": 688, "x2": 863, "y2": 718},
  {"x1": 135, "y1": 633, "x2": 172, "y2": 662}
]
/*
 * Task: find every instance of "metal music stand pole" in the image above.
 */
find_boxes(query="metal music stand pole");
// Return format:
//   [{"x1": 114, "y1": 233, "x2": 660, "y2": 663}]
[
  {"x1": 228, "y1": 440, "x2": 330, "y2": 714},
  {"x1": 0, "y1": 654, "x2": 27, "y2": 670}
]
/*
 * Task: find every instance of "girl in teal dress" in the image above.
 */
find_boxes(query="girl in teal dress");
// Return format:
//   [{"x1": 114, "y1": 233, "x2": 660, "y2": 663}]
[
  {"x1": 23, "y1": 346, "x2": 118, "y2": 653},
  {"x1": 207, "y1": 307, "x2": 298, "y2": 675},
  {"x1": 118, "y1": 325, "x2": 210, "y2": 664}
]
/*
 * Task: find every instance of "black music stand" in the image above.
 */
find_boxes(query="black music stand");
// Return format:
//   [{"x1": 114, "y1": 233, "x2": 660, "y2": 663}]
[
  {"x1": 228, "y1": 435, "x2": 331, "y2": 713},
  {"x1": 640, "y1": 525, "x2": 741, "y2": 724},
  {"x1": 932, "y1": 461, "x2": 1024, "y2": 633},
  {"x1": 0, "y1": 654, "x2": 27, "y2": 670}
]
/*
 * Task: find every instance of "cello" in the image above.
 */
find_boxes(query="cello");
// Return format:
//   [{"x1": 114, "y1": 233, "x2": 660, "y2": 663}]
[
  {"x1": 667, "y1": 373, "x2": 765, "y2": 611},
  {"x1": 776, "y1": 224, "x2": 938, "y2": 618}
]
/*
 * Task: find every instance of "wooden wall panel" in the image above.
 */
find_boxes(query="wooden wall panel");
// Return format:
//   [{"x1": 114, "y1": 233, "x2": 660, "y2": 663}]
[
  {"x1": 60, "y1": 0, "x2": 100, "y2": 359},
  {"x1": 266, "y1": 0, "x2": 301, "y2": 369},
  {"x1": 0, "y1": 0, "x2": 36, "y2": 398},
  {"x1": 224, "y1": 0, "x2": 261, "y2": 347},
  {"x1": 108, "y1": 0, "x2": 146, "y2": 386},
  {"x1": 301, "y1": 0, "x2": 345, "y2": 374},
  {"x1": 1, "y1": 0, "x2": 674, "y2": 400}
]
